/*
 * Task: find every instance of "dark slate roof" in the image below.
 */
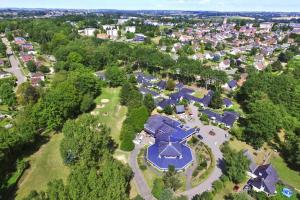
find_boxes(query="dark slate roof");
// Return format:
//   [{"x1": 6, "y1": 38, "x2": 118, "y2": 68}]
[
  {"x1": 139, "y1": 87, "x2": 159, "y2": 97},
  {"x1": 253, "y1": 164, "x2": 279, "y2": 194},
  {"x1": 156, "y1": 80, "x2": 167, "y2": 90},
  {"x1": 228, "y1": 80, "x2": 237, "y2": 88},
  {"x1": 223, "y1": 98, "x2": 233, "y2": 107},
  {"x1": 175, "y1": 105, "x2": 185, "y2": 114},
  {"x1": 175, "y1": 82, "x2": 184, "y2": 90},
  {"x1": 144, "y1": 115, "x2": 195, "y2": 142},
  {"x1": 157, "y1": 99, "x2": 177, "y2": 109},
  {"x1": 222, "y1": 112, "x2": 239, "y2": 127},
  {"x1": 243, "y1": 149, "x2": 257, "y2": 173},
  {"x1": 200, "y1": 110, "x2": 239, "y2": 127},
  {"x1": 180, "y1": 88, "x2": 195, "y2": 94}
]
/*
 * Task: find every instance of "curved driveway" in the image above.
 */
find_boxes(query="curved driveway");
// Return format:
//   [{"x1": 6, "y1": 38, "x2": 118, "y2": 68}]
[
  {"x1": 130, "y1": 105, "x2": 230, "y2": 200},
  {"x1": 129, "y1": 144, "x2": 155, "y2": 200}
]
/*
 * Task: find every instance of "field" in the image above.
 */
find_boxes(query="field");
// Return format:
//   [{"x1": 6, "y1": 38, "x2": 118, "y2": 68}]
[
  {"x1": 16, "y1": 133, "x2": 70, "y2": 199},
  {"x1": 92, "y1": 87, "x2": 127, "y2": 145},
  {"x1": 271, "y1": 154, "x2": 300, "y2": 190},
  {"x1": 228, "y1": 139, "x2": 272, "y2": 165}
]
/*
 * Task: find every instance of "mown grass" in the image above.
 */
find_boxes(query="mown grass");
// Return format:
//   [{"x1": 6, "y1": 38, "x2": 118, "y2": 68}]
[
  {"x1": 16, "y1": 133, "x2": 70, "y2": 200},
  {"x1": 271, "y1": 155, "x2": 300, "y2": 190},
  {"x1": 93, "y1": 87, "x2": 127, "y2": 145}
]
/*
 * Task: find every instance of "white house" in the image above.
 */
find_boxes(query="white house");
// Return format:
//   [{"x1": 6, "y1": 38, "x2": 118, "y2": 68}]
[
  {"x1": 125, "y1": 26, "x2": 136, "y2": 33},
  {"x1": 84, "y1": 28, "x2": 97, "y2": 36}
]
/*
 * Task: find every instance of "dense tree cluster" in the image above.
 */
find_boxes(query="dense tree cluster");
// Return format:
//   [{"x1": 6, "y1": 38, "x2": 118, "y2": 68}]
[
  {"x1": 24, "y1": 115, "x2": 133, "y2": 200},
  {"x1": 222, "y1": 143, "x2": 250, "y2": 184},
  {"x1": 237, "y1": 60, "x2": 300, "y2": 151},
  {"x1": 119, "y1": 82, "x2": 149, "y2": 151}
]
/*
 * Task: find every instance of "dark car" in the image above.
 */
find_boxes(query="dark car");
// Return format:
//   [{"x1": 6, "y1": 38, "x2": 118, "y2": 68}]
[{"x1": 197, "y1": 135, "x2": 203, "y2": 140}]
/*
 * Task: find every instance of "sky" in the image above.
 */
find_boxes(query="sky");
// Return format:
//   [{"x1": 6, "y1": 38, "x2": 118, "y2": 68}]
[{"x1": 1, "y1": 0, "x2": 300, "y2": 12}]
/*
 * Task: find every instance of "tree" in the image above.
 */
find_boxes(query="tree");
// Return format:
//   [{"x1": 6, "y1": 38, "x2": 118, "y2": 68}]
[
  {"x1": 16, "y1": 82, "x2": 39, "y2": 105},
  {"x1": 0, "y1": 82, "x2": 16, "y2": 106},
  {"x1": 27, "y1": 60, "x2": 37, "y2": 72},
  {"x1": 192, "y1": 191, "x2": 213, "y2": 200},
  {"x1": 38, "y1": 65, "x2": 50, "y2": 73},
  {"x1": 271, "y1": 60, "x2": 283, "y2": 72},
  {"x1": 158, "y1": 188, "x2": 175, "y2": 200},
  {"x1": 125, "y1": 32, "x2": 135, "y2": 39},
  {"x1": 278, "y1": 52, "x2": 288, "y2": 63},
  {"x1": 222, "y1": 145, "x2": 250, "y2": 183},
  {"x1": 163, "y1": 105, "x2": 173, "y2": 115},
  {"x1": 210, "y1": 89, "x2": 222, "y2": 109},
  {"x1": 152, "y1": 178, "x2": 165, "y2": 199},
  {"x1": 166, "y1": 79, "x2": 176, "y2": 91},
  {"x1": 143, "y1": 94, "x2": 155, "y2": 113},
  {"x1": 80, "y1": 93, "x2": 95, "y2": 112},
  {"x1": 105, "y1": 66, "x2": 125, "y2": 87},
  {"x1": 162, "y1": 166, "x2": 181, "y2": 191}
]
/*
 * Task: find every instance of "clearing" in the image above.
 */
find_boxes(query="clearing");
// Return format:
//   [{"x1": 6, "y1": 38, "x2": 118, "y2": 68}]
[{"x1": 16, "y1": 133, "x2": 70, "y2": 199}]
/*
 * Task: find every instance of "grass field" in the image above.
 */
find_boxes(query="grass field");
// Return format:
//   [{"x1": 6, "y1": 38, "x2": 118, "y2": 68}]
[
  {"x1": 16, "y1": 133, "x2": 70, "y2": 199},
  {"x1": 271, "y1": 154, "x2": 300, "y2": 190},
  {"x1": 93, "y1": 87, "x2": 127, "y2": 145},
  {"x1": 228, "y1": 139, "x2": 272, "y2": 165}
]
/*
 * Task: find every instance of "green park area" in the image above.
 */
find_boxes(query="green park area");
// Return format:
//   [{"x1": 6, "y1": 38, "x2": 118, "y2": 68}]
[{"x1": 16, "y1": 133, "x2": 70, "y2": 199}]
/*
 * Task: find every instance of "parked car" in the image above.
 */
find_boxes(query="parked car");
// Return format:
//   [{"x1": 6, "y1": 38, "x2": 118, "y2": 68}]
[{"x1": 197, "y1": 134, "x2": 203, "y2": 140}]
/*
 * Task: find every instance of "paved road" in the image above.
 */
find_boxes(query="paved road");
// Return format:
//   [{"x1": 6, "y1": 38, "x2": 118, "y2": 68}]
[
  {"x1": 1, "y1": 37, "x2": 27, "y2": 85},
  {"x1": 180, "y1": 105, "x2": 230, "y2": 199},
  {"x1": 129, "y1": 144, "x2": 156, "y2": 200}
]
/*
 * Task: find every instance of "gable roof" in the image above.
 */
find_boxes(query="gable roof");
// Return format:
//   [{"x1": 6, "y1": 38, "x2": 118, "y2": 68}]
[{"x1": 253, "y1": 164, "x2": 279, "y2": 194}]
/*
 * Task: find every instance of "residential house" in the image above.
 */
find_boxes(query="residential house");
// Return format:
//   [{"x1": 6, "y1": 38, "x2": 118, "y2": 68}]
[
  {"x1": 21, "y1": 54, "x2": 33, "y2": 63},
  {"x1": 223, "y1": 80, "x2": 238, "y2": 91},
  {"x1": 219, "y1": 59, "x2": 230, "y2": 70},
  {"x1": 201, "y1": 109, "x2": 239, "y2": 128},
  {"x1": 31, "y1": 72, "x2": 45, "y2": 87},
  {"x1": 248, "y1": 164, "x2": 279, "y2": 196},
  {"x1": 14, "y1": 37, "x2": 26, "y2": 45}
]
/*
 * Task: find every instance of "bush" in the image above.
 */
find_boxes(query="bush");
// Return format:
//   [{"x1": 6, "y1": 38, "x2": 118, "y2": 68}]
[
  {"x1": 163, "y1": 105, "x2": 173, "y2": 115},
  {"x1": 38, "y1": 65, "x2": 50, "y2": 73},
  {"x1": 212, "y1": 180, "x2": 223, "y2": 193},
  {"x1": 152, "y1": 178, "x2": 165, "y2": 199}
]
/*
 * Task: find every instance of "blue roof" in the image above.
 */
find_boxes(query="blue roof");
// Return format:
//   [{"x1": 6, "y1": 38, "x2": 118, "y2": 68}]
[
  {"x1": 223, "y1": 98, "x2": 233, "y2": 107},
  {"x1": 228, "y1": 80, "x2": 237, "y2": 88},
  {"x1": 139, "y1": 87, "x2": 159, "y2": 97},
  {"x1": 156, "y1": 80, "x2": 167, "y2": 90},
  {"x1": 144, "y1": 115, "x2": 195, "y2": 142},
  {"x1": 147, "y1": 141, "x2": 193, "y2": 170},
  {"x1": 145, "y1": 115, "x2": 195, "y2": 170},
  {"x1": 180, "y1": 88, "x2": 195, "y2": 94}
]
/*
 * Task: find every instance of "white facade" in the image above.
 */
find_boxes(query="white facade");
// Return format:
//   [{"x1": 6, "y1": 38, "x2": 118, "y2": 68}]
[
  {"x1": 125, "y1": 26, "x2": 136, "y2": 33},
  {"x1": 84, "y1": 28, "x2": 97, "y2": 36}
]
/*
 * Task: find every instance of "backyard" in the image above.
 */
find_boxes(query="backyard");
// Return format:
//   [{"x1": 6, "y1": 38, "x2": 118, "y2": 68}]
[{"x1": 16, "y1": 133, "x2": 70, "y2": 199}]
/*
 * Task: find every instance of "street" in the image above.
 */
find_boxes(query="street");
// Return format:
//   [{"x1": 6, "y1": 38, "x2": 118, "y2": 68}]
[{"x1": 1, "y1": 37, "x2": 27, "y2": 85}]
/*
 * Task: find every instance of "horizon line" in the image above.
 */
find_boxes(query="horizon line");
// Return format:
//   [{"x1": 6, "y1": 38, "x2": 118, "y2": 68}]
[{"x1": 0, "y1": 7, "x2": 300, "y2": 13}]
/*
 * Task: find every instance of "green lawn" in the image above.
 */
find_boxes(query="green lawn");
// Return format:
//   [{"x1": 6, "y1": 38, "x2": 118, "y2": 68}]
[
  {"x1": 16, "y1": 133, "x2": 70, "y2": 199},
  {"x1": 271, "y1": 155, "x2": 300, "y2": 190},
  {"x1": 93, "y1": 87, "x2": 127, "y2": 145}
]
